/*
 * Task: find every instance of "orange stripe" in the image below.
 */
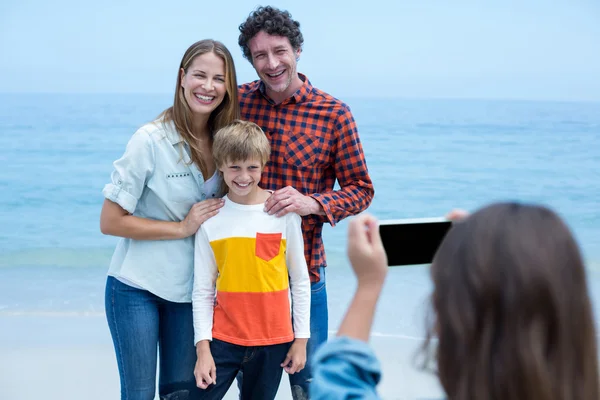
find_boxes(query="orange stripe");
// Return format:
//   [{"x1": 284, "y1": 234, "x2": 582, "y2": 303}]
[{"x1": 212, "y1": 289, "x2": 293, "y2": 346}]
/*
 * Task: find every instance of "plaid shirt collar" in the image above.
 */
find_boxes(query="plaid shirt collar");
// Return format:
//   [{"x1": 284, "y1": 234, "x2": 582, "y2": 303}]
[{"x1": 255, "y1": 73, "x2": 312, "y2": 105}]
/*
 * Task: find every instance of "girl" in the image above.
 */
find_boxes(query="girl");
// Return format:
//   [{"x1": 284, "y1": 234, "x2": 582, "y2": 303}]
[{"x1": 312, "y1": 203, "x2": 599, "y2": 400}]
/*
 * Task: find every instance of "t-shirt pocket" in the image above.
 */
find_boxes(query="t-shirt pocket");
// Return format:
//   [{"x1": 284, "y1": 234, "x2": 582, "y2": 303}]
[{"x1": 255, "y1": 232, "x2": 282, "y2": 262}]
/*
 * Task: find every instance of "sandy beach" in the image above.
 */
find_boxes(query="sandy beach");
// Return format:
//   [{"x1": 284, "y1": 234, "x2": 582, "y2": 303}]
[
  {"x1": 2, "y1": 262, "x2": 599, "y2": 399},
  {"x1": 0, "y1": 318, "x2": 444, "y2": 400},
  {"x1": 0, "y1": 319, "x2": 443, "y2": 400},
  {"x1": 0, "y1": 265, "x2": 446, "y2": 400}
]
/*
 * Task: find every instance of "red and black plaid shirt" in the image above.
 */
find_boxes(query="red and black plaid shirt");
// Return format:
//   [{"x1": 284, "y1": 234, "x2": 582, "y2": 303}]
[{"x1": 239, "y1": 74, "x2": 374, "y2": 282}]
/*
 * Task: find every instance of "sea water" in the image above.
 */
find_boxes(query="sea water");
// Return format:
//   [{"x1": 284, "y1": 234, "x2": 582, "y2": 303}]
[{"x1": 0, "y1": 93, "x2": 599, "y2": 337}]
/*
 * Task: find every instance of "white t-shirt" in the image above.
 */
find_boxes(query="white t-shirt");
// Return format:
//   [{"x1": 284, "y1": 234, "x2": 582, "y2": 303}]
[{"x1": 192, "y1": 195, "x2": 311, "y2": 345}]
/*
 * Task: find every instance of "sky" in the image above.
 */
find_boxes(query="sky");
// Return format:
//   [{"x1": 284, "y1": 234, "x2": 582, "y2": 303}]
[{"x1": 1, "y1": 0, "x2": 599, "y2": 101}]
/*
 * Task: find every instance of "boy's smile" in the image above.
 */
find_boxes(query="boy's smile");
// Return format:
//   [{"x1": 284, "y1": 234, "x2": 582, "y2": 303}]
[{"x1": 220, "y1": 158, "x2": 264, "y2": 205}]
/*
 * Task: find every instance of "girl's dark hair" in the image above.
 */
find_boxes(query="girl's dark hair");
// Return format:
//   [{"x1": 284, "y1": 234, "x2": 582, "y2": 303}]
[
  {"x1": 421, "y1": 202, "x2": 599, "y2": 400},
  {"x1": 238, "y1": 6, "x2": 304, "y2": 62}
]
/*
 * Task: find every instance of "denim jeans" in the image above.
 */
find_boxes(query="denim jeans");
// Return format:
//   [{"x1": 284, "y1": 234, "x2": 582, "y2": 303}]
[
  {"x1": 105, "y1": 276, "x2": 201, "y2": 400},
  {"x1": 200, "y1": 338, "x2": 292, "y2": 400},
  {"x1": 288, "y1": 266, "x2": 328, "y2": 399}
]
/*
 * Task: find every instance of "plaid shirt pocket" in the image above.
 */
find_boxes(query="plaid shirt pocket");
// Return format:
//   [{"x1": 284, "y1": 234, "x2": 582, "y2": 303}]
[{"x1": 284, "y1": 130, "x2": 331, "y2": 168}]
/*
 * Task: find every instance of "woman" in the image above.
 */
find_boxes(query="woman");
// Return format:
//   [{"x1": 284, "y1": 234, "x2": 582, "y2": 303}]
[
  {"x1": 311, "y1": 203, "x2": 599, "y2": 400},
  {"x1": 100, "y1": 39, "x2": 239, "y2": 400}
]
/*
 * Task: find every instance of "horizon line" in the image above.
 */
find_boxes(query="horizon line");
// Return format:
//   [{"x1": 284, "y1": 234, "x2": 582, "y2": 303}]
[{"x1": 0, "y1": 92, "x2": 599, "y2": 105}]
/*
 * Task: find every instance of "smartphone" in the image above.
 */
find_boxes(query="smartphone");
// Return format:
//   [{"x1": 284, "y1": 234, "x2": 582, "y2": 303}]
[{"x1": 379, "y1": 217, "x2": 452, "y2": 266}]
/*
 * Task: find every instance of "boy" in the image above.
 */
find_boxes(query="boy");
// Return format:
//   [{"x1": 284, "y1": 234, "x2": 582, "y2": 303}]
[{"x1": 192, "y1": 120, "x2": 311, "y2": 400}]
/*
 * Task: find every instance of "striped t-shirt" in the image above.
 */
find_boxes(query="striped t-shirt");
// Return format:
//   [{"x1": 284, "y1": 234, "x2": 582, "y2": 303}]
[{"x1": 192, "y1": 195, "x2": 311, "y2": 346}]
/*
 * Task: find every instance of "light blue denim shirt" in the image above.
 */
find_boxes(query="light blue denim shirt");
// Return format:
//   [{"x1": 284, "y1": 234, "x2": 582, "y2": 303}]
[
  {"x1": 102, "y1": 118, "x2": 222, "y2": 303},
  {"x1": 312, "y1": 336, "x2": 382, "y2": 399}
]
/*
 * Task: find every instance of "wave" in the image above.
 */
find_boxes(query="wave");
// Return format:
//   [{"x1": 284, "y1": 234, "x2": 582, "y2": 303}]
[
  {"x1": 1, "y1": 247, "x2": 599, "y2": 275},
  {"x1": 0, "y1": 247, "x2": 114, "y2": 268},
  {"x1": 0, "y1": 311, "x2": 105, "y2": 317}
]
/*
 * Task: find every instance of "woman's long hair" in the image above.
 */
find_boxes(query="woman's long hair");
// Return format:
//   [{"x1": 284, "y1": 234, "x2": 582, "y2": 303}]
[
  {"x1": 421, "y1": 202, "x2": 599, "y2": 400},
  {"x1": 159, "y1": 39, "x2": 240, "y2": 178}
]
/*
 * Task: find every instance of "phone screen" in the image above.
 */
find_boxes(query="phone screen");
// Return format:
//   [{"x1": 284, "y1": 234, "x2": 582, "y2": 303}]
[{"x1": 379, "y1": 218, "x2": 452, "y2": 266}]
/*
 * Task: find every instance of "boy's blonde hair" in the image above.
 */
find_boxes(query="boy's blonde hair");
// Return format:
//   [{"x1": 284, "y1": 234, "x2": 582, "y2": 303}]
[{"x1": 213, "y1": 120, "x2": 271, "y2": 168}]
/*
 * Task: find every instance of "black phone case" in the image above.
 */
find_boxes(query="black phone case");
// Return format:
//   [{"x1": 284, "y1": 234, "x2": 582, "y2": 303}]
[{"x1": 379, "y1": 220, "x2": 452, "y2": 266}]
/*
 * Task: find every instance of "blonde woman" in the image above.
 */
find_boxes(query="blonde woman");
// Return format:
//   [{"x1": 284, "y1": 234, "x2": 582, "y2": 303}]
[{"x1": 100, "y1": 39, "x2": 240, "y2": 400}]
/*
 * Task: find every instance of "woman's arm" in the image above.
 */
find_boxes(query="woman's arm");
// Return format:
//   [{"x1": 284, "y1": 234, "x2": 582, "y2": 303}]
[
  {"x1": 100, "y1": 198, "x2": 223, "y2": 240},
  {"x1": 100, "y1": 127, "x2": 224, "y2": 241}
]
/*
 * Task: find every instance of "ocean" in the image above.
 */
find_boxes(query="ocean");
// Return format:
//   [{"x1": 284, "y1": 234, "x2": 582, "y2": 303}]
[{"x1": 0, "y1": 93, "x2": 599, "y2": 398}]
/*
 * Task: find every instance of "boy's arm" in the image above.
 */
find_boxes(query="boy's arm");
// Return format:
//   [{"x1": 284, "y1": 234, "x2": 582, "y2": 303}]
[
  {"x1": 286, "y1": 213, "x2": 311, "y2": 338},
  {"x1": 192, "y1": 226, "x2": 218, "y2": 345}
]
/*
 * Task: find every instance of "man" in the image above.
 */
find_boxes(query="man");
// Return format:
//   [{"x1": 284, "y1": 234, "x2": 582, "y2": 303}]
[{"x1": 237, "y1": 6, "x2": 374, "y2": 399}]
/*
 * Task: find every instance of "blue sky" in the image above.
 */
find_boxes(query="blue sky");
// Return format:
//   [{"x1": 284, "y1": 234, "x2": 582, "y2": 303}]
[{"x1": 1, "y1": 0, "x2": 599, "y2": 101}]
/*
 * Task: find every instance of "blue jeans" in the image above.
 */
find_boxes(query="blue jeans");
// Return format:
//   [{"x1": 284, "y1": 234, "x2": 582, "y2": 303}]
[
  {"x1": 288, "y1": 266, "x2": 329, "y2": 399},
  {"x1": 105, "y1": 276, "x2": 201, "y2": 400},
  {"x1": 236, "y1": 267, "x2": 329, "y2": 399},
  {"x1": 200, "y1": 338, "x2": 292, "y2": 400}
]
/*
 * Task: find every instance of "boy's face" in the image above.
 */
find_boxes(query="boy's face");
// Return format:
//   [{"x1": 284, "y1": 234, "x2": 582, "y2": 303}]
[{"x1": 219, "y1": 158, "x2": 264, "y2": 203}]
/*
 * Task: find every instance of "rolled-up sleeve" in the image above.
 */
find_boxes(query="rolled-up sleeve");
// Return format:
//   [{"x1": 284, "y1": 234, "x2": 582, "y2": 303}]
[
  {"x1": 312, "y1": 336, "x2": 382, "y2": 400},
  {"x1": 102, "y1": 129, "x2": 155, "y2": 214}
]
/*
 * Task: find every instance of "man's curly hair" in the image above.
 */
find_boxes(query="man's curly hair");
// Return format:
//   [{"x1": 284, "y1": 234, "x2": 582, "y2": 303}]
[{"x1": 238, "y1": 6, "x2": 304, "y2": 62}]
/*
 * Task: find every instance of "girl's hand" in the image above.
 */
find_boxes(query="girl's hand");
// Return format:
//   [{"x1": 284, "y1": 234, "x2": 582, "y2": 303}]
[
  {"x1": 347, "y1": 214, "x2": 388, "y2": 287},
  {"x1": 445, "y1": 208, "x2": 469, "y2": 222}
]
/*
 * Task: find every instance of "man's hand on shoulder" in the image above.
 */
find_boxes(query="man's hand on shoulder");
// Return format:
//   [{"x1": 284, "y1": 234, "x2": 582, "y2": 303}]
[{"x1": 264, "y1": 186, "x2": 325, "y2": 217}]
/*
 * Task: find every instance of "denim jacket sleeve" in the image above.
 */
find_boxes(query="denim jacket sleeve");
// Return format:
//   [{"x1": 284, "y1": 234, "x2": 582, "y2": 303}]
[
  {"x1": 102, "y1": 128, "x2": 155, "y2": 213},
  {"x1": 311, "y1": 336, "x2": 382, "y2": 400}
]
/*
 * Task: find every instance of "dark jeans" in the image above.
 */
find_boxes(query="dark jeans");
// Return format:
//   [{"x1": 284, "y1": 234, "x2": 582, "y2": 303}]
[
  {"x1": 199, "y1": 338, "x2": 292, "y2": 400},
  {"x1": 105, "y1": 276, "x2": 200, "y2": 400},
  {"x1": 237, "y1": 267, "x2": 329, "y2": 400},
  {"x1": 288, "y1": 267, "x2": 328, "y2": 399}
]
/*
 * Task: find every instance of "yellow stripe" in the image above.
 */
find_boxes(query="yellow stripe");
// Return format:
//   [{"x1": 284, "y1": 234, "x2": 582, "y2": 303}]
[{"x1": 211, "y1": 237, "x2": 289, "y2": 292}]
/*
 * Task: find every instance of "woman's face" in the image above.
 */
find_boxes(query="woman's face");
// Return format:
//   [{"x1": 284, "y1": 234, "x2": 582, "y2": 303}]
[{"x1": 180, "y1": 52, "x2": 227, "y2": 118}]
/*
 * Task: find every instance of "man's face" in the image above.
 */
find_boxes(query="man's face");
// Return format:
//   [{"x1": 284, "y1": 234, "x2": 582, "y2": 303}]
[{"x1": 248, "y1": 31, "x2": 301, "y2": 99}]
